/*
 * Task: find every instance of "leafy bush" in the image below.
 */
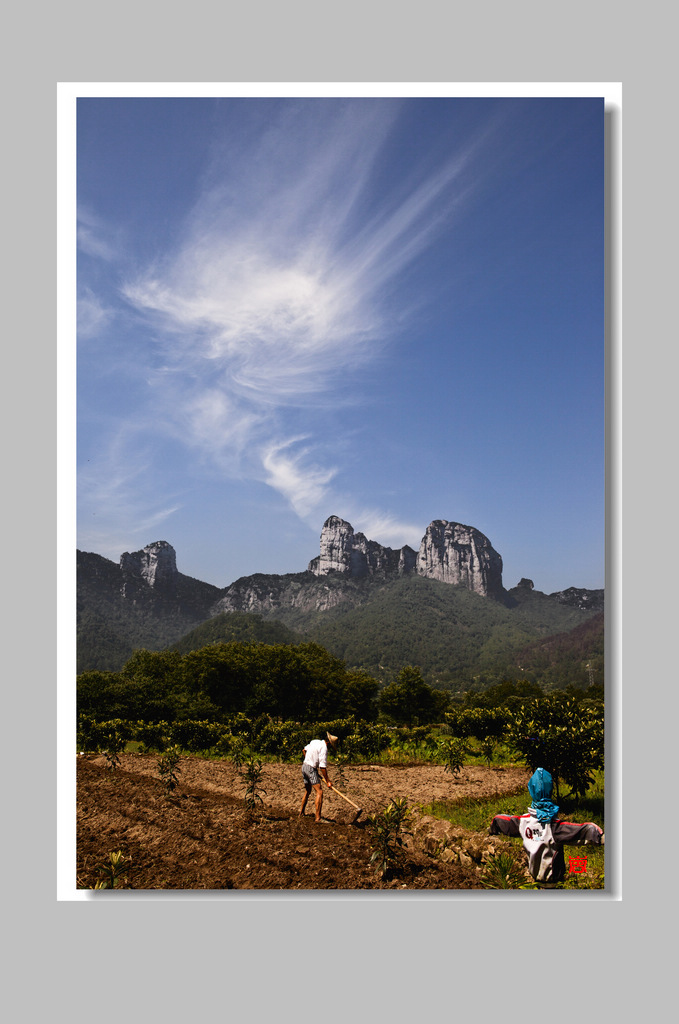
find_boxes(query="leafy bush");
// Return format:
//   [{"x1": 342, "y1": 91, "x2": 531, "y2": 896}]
[
  {"x1": 340, "y1": 720, "x2": 393, "y2": 759},
  {"x1": 446, "y1": 706, "x2": 508, "y2": 741},
  {"x1": 136, "y1": 720, "x2": 173, "y2": 753},
  {"x1": 77, "y1": 715, "x2": 134, "y2": 753},
  {"x1": 169, "y1": 719, "x2": 225, "y2": 752},
  {"x1": 254, "y1": 720, "x2": 309, "y2": 761}
]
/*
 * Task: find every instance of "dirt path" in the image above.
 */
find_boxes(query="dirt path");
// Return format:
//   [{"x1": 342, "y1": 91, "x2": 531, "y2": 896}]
[{"x1": 76, "y1": 753, "x2": 531, "y2": 891}]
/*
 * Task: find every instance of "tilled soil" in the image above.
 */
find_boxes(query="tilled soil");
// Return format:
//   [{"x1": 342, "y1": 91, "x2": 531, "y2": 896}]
[{"x1": 76, "y1": 753, "x2": 531, "y2": 892}]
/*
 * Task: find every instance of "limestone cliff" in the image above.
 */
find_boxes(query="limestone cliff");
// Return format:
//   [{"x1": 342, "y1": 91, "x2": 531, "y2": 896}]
[
  {"x1": 120, "y1": 540, "x2": 178, "y2": 590},
  {"x1": 309, "y1": 515, "x2": 502, "y2": 598},
  {"x1": 416, "y1": 520, "x2": 504, "y2": 598},
  {"x1": 308, "y1": 516, "x2": 417, "y2": 578}
]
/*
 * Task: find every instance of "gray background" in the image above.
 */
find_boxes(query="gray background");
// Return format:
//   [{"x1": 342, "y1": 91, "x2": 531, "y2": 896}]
[{"x1": 6, "y1": 0, "x2": 665, "y2": 1016}]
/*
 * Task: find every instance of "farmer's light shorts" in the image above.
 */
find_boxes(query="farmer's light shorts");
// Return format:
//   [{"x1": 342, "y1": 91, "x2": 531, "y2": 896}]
[{"x1": 302, "y1": 764, "x2": 322, "y2": 786}]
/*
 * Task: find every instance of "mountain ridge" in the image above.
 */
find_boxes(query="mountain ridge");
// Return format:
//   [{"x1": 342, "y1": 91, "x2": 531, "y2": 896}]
[{"x1": 77, "y1": 516, "x2": 603, "y2": 683}]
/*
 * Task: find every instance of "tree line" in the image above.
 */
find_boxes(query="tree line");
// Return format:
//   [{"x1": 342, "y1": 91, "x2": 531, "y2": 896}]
[
  {"x1": 78, "y1": 639, "x2": 602, "y2": 731},
  {"x1": 78, "y1": 638, "x2": 464, "y2": 726},
  {"x1": 78, "y1": 641, "x2": 383, "y2": 724},
  {"x1": 77, "y1": 640, "x2": 604, "y2": 799}
]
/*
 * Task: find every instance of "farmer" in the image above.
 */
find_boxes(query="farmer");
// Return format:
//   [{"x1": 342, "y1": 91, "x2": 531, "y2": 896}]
[
  {"x1": 299, "y1": 732, "x2": 339, "y2": 822},
  {"x1": 489, "y1": 767, "x2": 604, "y2": 887}
]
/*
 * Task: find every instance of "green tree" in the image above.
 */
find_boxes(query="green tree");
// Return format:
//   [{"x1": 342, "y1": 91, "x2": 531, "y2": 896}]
[
  {"x1": 117, "y1": 649, "x2": 187, "y2": 720},
  {"x1": 378, "y1": 666, "x2": 448, "y2": 727},
  {"x1": 342, "y1": 670, "x2": 379, "y2": 721},
  {"x1": 505, "y1": 695, "x2": 604, "y2": 800},
  {"x1": 76, "y1": 670, "x2": 123, "y2": 718}
]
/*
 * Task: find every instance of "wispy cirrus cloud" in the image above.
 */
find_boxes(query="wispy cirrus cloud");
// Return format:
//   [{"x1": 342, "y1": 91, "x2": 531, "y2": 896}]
[
  {"x1": 261, "y1": 437, "x2": 338, "y2": 519},
  {"x1": 112, "y1": 100, "x2": 479, "y2": 528},
  {"x1": 351, "y1": 509, "x2": 424, "y2": 550},
  {"x1": 78, "y1": 286, "x2": 114, "y2": 339},
  {"x1": 77, "y1": 204, "x2": 121, "y2": 262},
  {"x1": 78, "y1": 422, "x2": 183, "y2": 560}
]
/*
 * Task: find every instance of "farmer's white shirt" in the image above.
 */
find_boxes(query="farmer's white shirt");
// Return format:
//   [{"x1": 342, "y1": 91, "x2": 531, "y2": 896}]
[{"x1": 303, "y1": 739, "x2": 328, "y2": 769}]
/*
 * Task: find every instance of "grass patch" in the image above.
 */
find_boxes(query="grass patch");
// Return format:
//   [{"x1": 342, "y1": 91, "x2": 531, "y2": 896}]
[
  {"x1": 420, "y1": 788, "x2": 528, "y2": 832},
  {"x1": 421, "y1": 771, "x2": 605, "y2": 832}
]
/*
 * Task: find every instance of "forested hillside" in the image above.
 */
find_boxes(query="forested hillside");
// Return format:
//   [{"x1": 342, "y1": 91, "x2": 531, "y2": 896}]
[
  {"x1": 298, "y1": 576, "x2": 602, "y2": 690},
  {"x1": 171, "y1": 611, "x2": 301, "y2": 653},
  {"x1": 77, "y1": 551, "x2": 603, "y2": 689}
]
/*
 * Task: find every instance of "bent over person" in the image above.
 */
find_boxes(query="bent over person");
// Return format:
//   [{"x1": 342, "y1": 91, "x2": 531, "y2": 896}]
[
  {"x1": 489, "y1": 767, "x2": 604, "y2": 887},
  {"x1": 299, "y1": 732, "x2": 338, "y2": 823}
]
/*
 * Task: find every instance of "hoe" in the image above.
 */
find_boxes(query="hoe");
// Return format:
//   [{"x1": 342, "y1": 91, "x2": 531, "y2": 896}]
[{"x1": 326, "y1": 780, "x2": 363, "y2": 824}]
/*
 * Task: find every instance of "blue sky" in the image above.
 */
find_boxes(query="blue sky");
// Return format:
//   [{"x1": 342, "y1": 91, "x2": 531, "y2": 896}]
[{"x1": 76, "y1": 94, "x2": 605, "y2": 594}]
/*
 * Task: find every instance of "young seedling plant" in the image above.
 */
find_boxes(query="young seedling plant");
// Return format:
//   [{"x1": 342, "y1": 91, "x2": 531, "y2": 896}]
[
  {"x1": 480, "y1": 736, "x2": 495, "y2": 767},
  {"x1": 366, "y1": 798, "x2": 413, "y2": 880},
  {"x1": 99, "y1": 728, "x2": 126, "y2": 771},
  {"x1": 334, "y1": 752, "x2": 350, "y2": 789},
  {"x1": 94, "y1": 850, "x2": 130, "y2": 889},
  {"x1": 157, "y1": 745, "x2": 182, "y2": 794},
  {"x1": 441, "y1": 738, "x2": 467, "y2": 778},
  {"x1": 231, "y1": 739, "x2": 247, "y2": 771},
  {"x1": 480, "y1": 849, "x2": 537, "y2": 889},
  {"x1": 241, "y1": 756, "x2": 267, "y2": 814}
]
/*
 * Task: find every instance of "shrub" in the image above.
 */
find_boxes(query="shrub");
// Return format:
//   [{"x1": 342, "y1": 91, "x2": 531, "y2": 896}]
[
  {"x1": 136, "y1": 721, "x2": 172, "y2": 753},
  {"x1": 340, "y1": 721, "x2": 393, "y2": 760},
  {"x1": 169, "y1": 720, "x2": 224, "y2": 753},
  {"x1": 77, "y1": 716, "x2": 133, "y2": 754},
  {"x1": 254, "y1": 720, "x2": 309, "y2": 761},
  {"x1": 446, "y1": 707, "x2": 508, "y2": 741}
]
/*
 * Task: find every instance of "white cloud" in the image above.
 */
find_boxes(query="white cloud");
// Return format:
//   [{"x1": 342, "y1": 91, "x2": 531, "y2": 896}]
[
  {"x1": 261, "y1": 438, "x2": 337, "y2": 519},
  {"x1": 351, "y1": 510, "x2": 424, "y2": 550},
  {"x1": 78, "y1": 423, "x2": 182, "y2": 557},
  {"x1": 77, "y1": 205, "x2": 120, "y2": 262},
  {"x1": 77, "y1": 287, "x2": 114, "y2": 339},
  {"x1": 116, "y1": 101, "x2": 479, "y2": 525},
  {"x1": 180, "y1": 389, "x2": 264, "y2": 466}
]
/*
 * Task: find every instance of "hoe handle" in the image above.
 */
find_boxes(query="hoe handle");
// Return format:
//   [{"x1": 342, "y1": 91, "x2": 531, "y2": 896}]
[{"x1": 325, "y1": 781, "x2": 361, "y2": 811}]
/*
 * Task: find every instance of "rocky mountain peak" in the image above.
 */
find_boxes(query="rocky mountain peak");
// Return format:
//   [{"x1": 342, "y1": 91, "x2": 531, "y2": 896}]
[
  {"x1": 416, "y1": 520, "x2": 504, "y2": 597},
  {"x1": 309, "y1": 516, "x2": 503, "y2": 598},
  {"x1": 120, "y1": 540, "x2": 177, "y2": 589},
  {"x1": 309, "y1": 516, "x2": 417, "y2": 579},
  {"x1": 309, "y1": 516, "x2": 355, "y2": 574}
]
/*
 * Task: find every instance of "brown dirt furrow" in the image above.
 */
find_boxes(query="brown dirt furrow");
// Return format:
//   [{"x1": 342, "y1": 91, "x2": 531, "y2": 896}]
[{"x1": 76, "y1": 753, "x2": 531, "y2": 891}]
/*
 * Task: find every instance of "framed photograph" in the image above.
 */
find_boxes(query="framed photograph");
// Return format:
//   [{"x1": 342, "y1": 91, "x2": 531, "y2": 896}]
[{"x1": 60, "y1": 84, "x2": 619, "y2": 898}]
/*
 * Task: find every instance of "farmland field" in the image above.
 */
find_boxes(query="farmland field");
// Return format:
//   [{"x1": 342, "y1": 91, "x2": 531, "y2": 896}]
[{"x1": 76, "y1": 753, "x2": 533, "y2": 891}]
